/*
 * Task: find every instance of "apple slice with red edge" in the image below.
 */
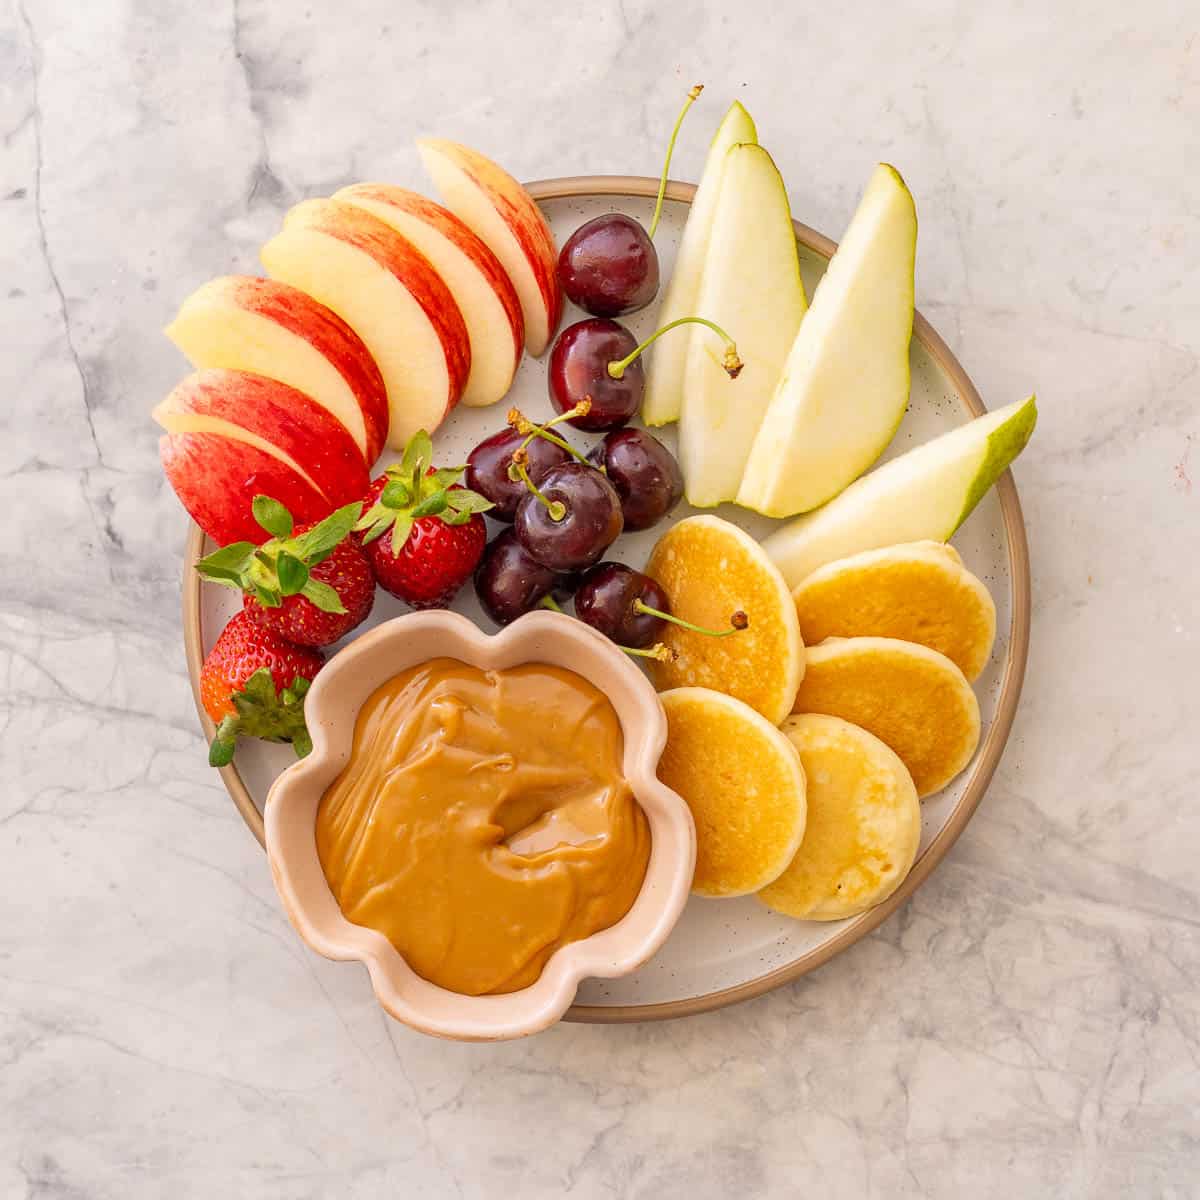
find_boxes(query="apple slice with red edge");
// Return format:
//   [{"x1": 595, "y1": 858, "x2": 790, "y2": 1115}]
[
  {"x1": 160, "y1": 431, "x2": 332, "y2": 547},
  {"x1": 154, "y1": 369, "x2": 369, "y2": 545},
  {"x1": 261, "y1": 199, "x2": 471, "y2": 448},
  {"x1": 333, "y1": 184, "x2": 524, "y2": 408},
  {"x1": 164, "y1": 276, "x2": 389, "y2": 467},
  {"x1": 417, "y1": 139, "x2": 561, "y2": 357}
]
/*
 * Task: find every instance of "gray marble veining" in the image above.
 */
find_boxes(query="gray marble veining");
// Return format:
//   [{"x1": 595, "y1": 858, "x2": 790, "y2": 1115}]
[{"x1": 1, "y1": 2, "x2": 1197, "y2": 1196}]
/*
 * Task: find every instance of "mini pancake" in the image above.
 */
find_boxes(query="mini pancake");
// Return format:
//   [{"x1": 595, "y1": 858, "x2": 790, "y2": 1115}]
[
  {"x1": 645, "y1": 515, "x2": 805, "y2": 726},
  {"x1": 791, "y1": 540, "x2": 996, "y2": 681},
  {"x1": 657, "y1": 688, "x2": 807, "y2": 897},
  {"x1": 758, "y1": 714, "x2": 920, "y2": 920},
  {"x1": 791, "y1": 637, "x2": 980, "y2": 798}
]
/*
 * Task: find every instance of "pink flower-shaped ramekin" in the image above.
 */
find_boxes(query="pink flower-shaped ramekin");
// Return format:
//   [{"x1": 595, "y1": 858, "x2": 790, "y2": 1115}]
[{"x1": 264, "y1": 609, "x2": 696, "y2": 1041}]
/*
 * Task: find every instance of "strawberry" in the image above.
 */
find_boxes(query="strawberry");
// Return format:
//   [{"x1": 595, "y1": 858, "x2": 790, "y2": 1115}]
[
  {"x1": 356, "y1": 430, "x2": 492, "y2": 609},
  {"x1": 195, "y1": 496, "x2": 374, "y2": 647},
  {"x1": 199, "y1": 611, "x2": 325, "y2": 767}
]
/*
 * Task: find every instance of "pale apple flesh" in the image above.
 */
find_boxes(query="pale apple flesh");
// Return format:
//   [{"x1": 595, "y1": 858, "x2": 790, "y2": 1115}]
[
  {"x1": 417, "y1": 138, "x2": 561, "y2": 357},
  {"x1": 152, "y1": 369, "x2": 369, "y2": 509},
  {"x1": 763, "y1": 396, "x2": 1038, "y2": 588},
  {"x1": 738, "y1": 164, "x2": 917, "y2": 517},
  {"x1": 333, "y1": 183, "x2": 524, "y2": 407},
  {"x1": 643, "y1": 101, "x2": 758, "y2": 427},
  {"x1": 262, "y1": 199, "x2": 471, "y2": 448},
  {"x1": 164, "y1": 275, "x2": 389, "y2": 466},
  {"x1": 679, "y1": 142, "x2": 808, "y2": 508},
  {"x1": 160, "y1": 431, "x2": 333, "y2": 547}
]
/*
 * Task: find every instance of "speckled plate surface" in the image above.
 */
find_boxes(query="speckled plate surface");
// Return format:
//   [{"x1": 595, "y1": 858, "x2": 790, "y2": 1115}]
[{"x1": 181, "y1": 177, "x2": 1030, "y2": 1023}]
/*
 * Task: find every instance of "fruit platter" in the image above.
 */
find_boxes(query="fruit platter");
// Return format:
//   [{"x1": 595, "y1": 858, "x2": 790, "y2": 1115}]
[{"x1": 160, "y1": 90, "x2": 1034, "y2": 1036}]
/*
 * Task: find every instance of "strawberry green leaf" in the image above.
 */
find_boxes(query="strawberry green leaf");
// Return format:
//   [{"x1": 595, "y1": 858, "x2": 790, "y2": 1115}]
[
  {"x1": 411, "y1": 489, "x2": 449, "y2": 518},
  {"x1": 390, "y1": 512, "x2": 415, "y2": 555},
  {"x1": 445, "y1": 489, "x2": 494, "y2": 514},
  {"x1": 252, "y1": 496, "x2": 293, "y2": 540},
  {"x1": 252, "y1": 583, "x2": 282, "y2": 608},
  {"x1": 354, "y1": 501, "x2": 391, "y2": 533},
  {"x1": 441, "y1": 508, "x2": 472, "y2": 526},
  {"x1": 431, "y1": 466, "x2": 466, "y2": 489},
  {"x1": 381, "y1": 478, "x2": 412, "y2": 509},
  {"x1": 239, "y1": 668, "x2": 277, "y2": 706},
  {"x1": 359, "y1": 518, "x2": 392, "y2": 546},
  {"x1": 194, "y1": 564, "x2": 246, "y2": 587},
  {"x1": 277, "y1": 552, "x2": 310, "y2": 596},
  {"x1": 197, "y1": 541, "x2": 256, "y2": 574},
  {"x1": 209, "y1": 721, "x2": 238, "y2": 767},
  {"x1": 208, "y1": 668, "x2": 314, "y2": 767},
  {"x1": 399, "y1": 429, "x2": 433, "y2": 482},
  {"x1": 300, "y1": 577, "x2": 346, "y2": 614},
  {"x1": 292, "y1": 501, "x2": 361, "y2": 561}
]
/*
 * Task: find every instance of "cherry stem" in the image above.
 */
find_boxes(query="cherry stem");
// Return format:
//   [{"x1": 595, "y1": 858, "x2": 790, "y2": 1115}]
[
  {"x1": 648, "y1": 84, "x2": 704, "y2": 240},
  {"x1": 607, "y1": 317, "x2": 743, "y2": 380},
  {"x1": 622, "y1": 642, "x2": 677, "y2": 663},
  {"x1": 511, "y1": 451, "x2": 566, "y2": 521},
  {"x1": 506, "y1": 405, "x2": 592, "y2": 467},
  {"x1": 538, "y1": 595, "x2": 564, "y2": 613},
  {"x1": 633, "y1": 600, "x2": 749, "y2": 638}
]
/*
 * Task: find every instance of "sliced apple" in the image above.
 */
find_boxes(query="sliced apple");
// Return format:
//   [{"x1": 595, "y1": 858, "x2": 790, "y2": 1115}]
[
  {"x1": 763, "y1": 395, "x2": 1038, "y2": 588},
  {"x1": 417, "y1": 138, "x2": 561, "y2": 356},
  {"x1": 333, "y1": 183, "x2": 523, "y2": 407},
  {"x1": 678, "y1": 143, "x2": 808, "y2": 508},
  {"x1": 261, "y1": 199, "x2": 471, "y2": 447},
  {"x1": 154, "y1": 368, "x2": 369, "y2": 522},
  {"x1": 642, "y1": 101, "x2": 758, "y2": 427},
  {"x1": 160, "y1": 432, "x2": 331, "y2": 547},
  {"x1": 738, "y1": 164, "x2": 917, "y2": 517},
  {"x1": 164, "y1": 276, "x2": 389, "y2": 466}
]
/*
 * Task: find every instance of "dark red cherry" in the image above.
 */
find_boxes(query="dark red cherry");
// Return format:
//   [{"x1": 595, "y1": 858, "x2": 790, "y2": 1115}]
[
  {"x1": 466, "y1": 427, "x2": 572, "y2": 522},
  {"x1": 473, "y1": 528, "x2": 562, "y2": 625},
  {"x1": 574, "y1": 563, "x2": 669, "y2": 648},
  {"x1": 548, "y1": 318, "x2": 642, "y2": 431},
  {"x1": 557, "y1": 214, "x2": 659, "y2": 317},
  {"x1": 513, "y1": 461, "x2": 623, "y2": 571},
  {"x1": 588, "y1": 427, "x2": 684, "y2": 531}
]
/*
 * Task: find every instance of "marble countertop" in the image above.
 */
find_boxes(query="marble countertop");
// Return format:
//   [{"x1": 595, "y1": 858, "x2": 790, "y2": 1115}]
[{"x1": 2, "y1": 2, "x2": 1197, "y2": 1196}]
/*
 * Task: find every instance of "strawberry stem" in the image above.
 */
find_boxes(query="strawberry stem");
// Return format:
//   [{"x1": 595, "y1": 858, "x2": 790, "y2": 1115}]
[
  {"x1": 648, "y1": 84, "x2": 704, "y2": 240},
  {"x1": 607, "y1": 317, "x2": 742, "y2": 380}
]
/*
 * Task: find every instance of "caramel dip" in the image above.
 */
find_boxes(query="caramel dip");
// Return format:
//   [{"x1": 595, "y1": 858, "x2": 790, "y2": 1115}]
[{"x1": 315, "y1": 658, "x2": 651, "y2": 996}]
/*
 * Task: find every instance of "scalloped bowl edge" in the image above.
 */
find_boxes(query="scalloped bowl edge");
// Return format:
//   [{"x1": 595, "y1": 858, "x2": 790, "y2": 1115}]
[{"x1": 264, "y1": 609, "x2": 697, "y2": 1041}]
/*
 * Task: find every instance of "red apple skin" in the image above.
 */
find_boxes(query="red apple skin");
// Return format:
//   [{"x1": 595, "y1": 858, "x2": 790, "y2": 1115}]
[
  {"x1": 283, "y1": 200, "x2": 472, "y2": 422},
  {"x1": 335, "y1": 184, "x2": 524, "y2": 374},
  {"x1": 174, "y1": 276, "x2": 390, "y2": 466},
  {"x1": 418, "y1": 139, "x2": 562, "y2": 355},
  {"x1": 155, "y1": 370, "x2": 369, "y2": 508},
  {"x1": 160, "y1": 431, "x2": 331, "y2": 546}
]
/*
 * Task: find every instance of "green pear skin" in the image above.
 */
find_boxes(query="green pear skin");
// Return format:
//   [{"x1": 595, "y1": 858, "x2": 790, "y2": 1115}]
[
  {"x1": 763, "y1": 395, "x2": 1037, "y2": 588},
  {"x1": 679, "y1": 143, "x2": 808, "y2": 507},
  {"x1": 642, "y1": 102, "x2": 758, "y2": 428},
  {"x1": 738, "y1": 164, "x2": 917, "y2": 517}
]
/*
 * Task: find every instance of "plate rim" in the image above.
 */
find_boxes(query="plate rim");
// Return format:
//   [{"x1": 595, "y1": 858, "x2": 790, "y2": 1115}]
[{"x1": 180, "y1": 174, "x2": 1032, "y2": 1024}]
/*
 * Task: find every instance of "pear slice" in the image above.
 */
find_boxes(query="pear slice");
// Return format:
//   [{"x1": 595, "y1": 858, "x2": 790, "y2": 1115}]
[
  {"x1": 642, "y1": 102, "x2": 758, "y2": 427},
  {"x1": 678, "y1": 143, "x2": 808, "y2": 508},
  {"x1": 737, "y1": 164, "x2": 917, "y2": 517},
  {"x1": 763, "y1": 395, "x2": 1037, "y2": 588}
]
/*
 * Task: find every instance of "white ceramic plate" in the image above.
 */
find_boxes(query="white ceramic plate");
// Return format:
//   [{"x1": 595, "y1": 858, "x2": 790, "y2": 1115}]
[{"x1": 183, "y1": 178, "x2": 1030, "y2": 1021}]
